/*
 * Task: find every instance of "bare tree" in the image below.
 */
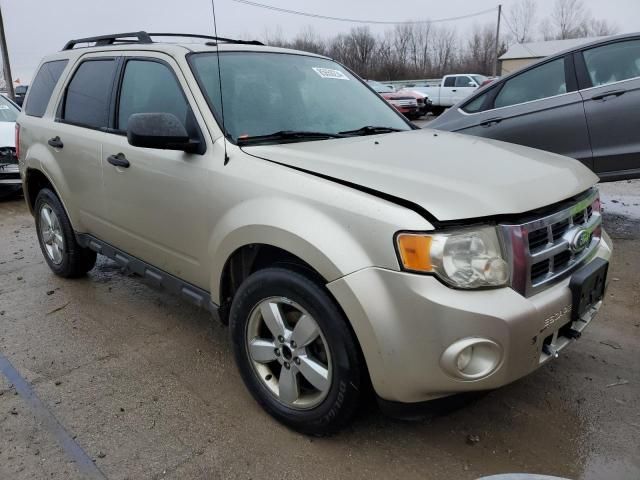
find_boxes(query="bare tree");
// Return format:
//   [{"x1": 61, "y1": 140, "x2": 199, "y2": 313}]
[
  {"x1": 508, "y1": 0, "x2": 537, "y2": 43},
  {"x1": 430, "y1": 26, "x2": 457, "y2": 77},
  {"x1": 462, "y1": 24, "x2": 500, "y2": 75},
  {"x1": 542, "y1": 0, "x2": 618, "y2": 40},
  {"x1": 289, "y1": 26, "x2": 327, "y2": 56}
]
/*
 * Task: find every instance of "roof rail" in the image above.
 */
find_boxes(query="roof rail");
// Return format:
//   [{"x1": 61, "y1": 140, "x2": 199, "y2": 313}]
[{"x1": 62, "y1": 31, "x2": 263, "y2": 50}]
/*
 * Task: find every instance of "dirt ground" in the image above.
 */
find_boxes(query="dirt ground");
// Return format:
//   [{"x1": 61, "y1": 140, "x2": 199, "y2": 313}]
[{"x1": 0, "y1": 180, "x2": 638, "y2": 480}]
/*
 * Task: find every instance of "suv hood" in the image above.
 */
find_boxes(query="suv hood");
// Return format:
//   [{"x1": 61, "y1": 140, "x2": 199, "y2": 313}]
[{"x1": 242, "y1": 129, "x2": 598, "y2": 222}]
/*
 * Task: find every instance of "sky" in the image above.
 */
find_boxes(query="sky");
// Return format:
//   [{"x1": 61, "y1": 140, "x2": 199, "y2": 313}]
[{"x1": 1, "y1": 0, "x2": 639, "y2": 83}]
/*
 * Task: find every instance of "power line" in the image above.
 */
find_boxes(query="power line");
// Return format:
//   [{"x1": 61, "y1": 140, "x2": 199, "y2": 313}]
[{"x1": 230, "y1": 0, "x2": 497, "y2": 26}]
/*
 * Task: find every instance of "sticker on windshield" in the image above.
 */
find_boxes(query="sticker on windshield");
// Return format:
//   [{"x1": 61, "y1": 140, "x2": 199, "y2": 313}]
[
  {"x1": 0, "y1": 105, "x2": 9, "y2": 110},
  {"x1": 312, "y1": 67, "x2": 349, "y2": 80}
]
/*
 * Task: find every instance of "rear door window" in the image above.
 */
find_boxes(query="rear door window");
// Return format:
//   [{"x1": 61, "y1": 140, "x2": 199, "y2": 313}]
[
  {"x1": 582, "y1": 39, "x2": 640, "y2": 87},
  {"x1": 24, "y1": 60, "x2": 68, "y2": 117},
  {"x1": 494, "y1": 58, "x2": 567, "y2": 109},
  {"x1": 62, "y1": 59, "x2": 117, "y2": 129}
]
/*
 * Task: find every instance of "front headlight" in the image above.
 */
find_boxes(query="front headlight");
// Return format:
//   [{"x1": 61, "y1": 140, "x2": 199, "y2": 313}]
[{"x1": 396, "y1": 227, "x2": 509, "y2": 289}]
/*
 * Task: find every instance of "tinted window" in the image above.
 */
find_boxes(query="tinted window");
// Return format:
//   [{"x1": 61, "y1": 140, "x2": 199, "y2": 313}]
[
  {"x1": 583, "y1": 39, "x2": 640, "y2": 87},
  {"x1": 443, "y1": 77, "x2": 455, "y2": 87},
  {"x1": 117, "y1": 60, "x2": 194, "y2": 135},
  {"x1": 494, "y1": 58, "x2": 567, "y2": 109},
  {"x1": 455, "y1": 76, "x2": 474, "y2": 87},
  {"x1": 63, "y1": 59, "x2": 117, "y2": 129},
  {"x1": 462, "y1": 91, "x2": 491, "y2": 113},
  {"x1": 24, "y1": 60, "x2": 68, "y2": 117}
]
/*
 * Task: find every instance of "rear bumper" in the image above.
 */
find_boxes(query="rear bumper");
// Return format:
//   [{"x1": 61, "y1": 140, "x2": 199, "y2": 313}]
[
  {"x1": 328, "y1": 231, "x2": 613, "y2": 404},
  {"x1": 0, "y1": 164, "x2": 21, "y2": 185}
]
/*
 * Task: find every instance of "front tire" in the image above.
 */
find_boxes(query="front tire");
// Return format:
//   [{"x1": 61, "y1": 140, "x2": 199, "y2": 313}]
[
  {"x1": 229, "y1": 268, "x2": 364, "y2": 435},
  {"x1": 35, "y1": 188, "x2": 96, "y2": 278}
]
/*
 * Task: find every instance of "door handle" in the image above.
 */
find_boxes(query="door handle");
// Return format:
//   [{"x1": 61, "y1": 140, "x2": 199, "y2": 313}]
[
  {"x1": 480, "y1": 117, "x2": 503, "y2": 127},
  {"x1": 107, "y1": 153, "x2": 130, "y2": 168},
  {"x1": 47, "y1": 136, "x2": 63, "y2": 149},
  {"x1": 451, "y1": 89, "x2": 457, "y2": 92},
  {"x1": 591, "y1": 89, "x2": 626, "y2": 101}
]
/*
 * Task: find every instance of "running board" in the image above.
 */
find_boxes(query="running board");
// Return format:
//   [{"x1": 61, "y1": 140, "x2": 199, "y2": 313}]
[{"x1": 75, "y1": 233, "x2": 220, "y2": 319}]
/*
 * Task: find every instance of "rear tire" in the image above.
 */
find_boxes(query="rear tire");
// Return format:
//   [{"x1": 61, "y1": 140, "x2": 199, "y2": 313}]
[
  {"x1": 34, "y1": 188, "x2": 96, "y2": 278},
  {"x1": 229, "y1": 267, "x2": 364, "y2": 435}
]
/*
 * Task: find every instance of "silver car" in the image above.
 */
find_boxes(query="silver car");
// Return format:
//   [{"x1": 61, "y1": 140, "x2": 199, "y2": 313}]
[{"x1": 431, "y1": 33, "x2": 640, "y2": 182}]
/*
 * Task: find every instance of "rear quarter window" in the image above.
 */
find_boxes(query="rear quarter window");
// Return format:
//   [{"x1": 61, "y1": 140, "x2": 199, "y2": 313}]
[{"x1": 24, "y1": 60, "x2": 68, "y2": 117}]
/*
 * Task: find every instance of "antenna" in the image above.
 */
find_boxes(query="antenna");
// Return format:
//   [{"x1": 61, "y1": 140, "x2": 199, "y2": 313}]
[{"x1": 211, "y1": 0, "x2": 230, "y2": 165}]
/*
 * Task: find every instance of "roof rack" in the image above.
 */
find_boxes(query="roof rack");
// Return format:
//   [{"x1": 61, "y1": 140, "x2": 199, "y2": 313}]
[{"x1": 62, "y1": 31, "x2": 263, "y2": 51}]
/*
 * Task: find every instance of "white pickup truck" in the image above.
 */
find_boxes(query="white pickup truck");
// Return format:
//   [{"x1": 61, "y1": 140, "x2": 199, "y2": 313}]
[{"x1": 414, "y1": 74, "x2": 487, "y2": 114}]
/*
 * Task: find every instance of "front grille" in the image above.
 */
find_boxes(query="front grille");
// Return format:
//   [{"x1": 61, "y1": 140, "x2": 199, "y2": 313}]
[
  {"x1": 392, "y1": 99, "x2": 418, "y2": 107},
  {"x1": 499, "y1": 188, "x2": 602, "y2": 296}
]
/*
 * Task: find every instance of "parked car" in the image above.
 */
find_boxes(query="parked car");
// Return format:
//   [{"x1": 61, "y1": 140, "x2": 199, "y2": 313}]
[
  {"x1": 367, "y1": 80, "x2": 421, "y2": 119},
  {"x1": 431, "y1": 34, "x2": 640, "y2": 181},
  {"x1": 413, "y1": 74, "x2": 487, "y2": 114},
  {"x1": 18, "y1": 31, "x2": 612, "y2": 435},
  {"x1": 0, "y1": 94, "x2": 21, "y2": 199},
  {"x1": 397, "y1": 87, "x2": 433, "y2": 115},
  {"x1": 14, "y1": 85, "x2": 28, "y2": 107}
]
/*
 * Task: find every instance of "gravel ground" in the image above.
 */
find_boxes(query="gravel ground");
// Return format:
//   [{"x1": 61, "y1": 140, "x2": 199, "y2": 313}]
[{"x1": 0, "y1": 180, "x2": 638, "y2": 480}]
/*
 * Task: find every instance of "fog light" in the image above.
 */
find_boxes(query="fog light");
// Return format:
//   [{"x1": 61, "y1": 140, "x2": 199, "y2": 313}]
[
  {"x1": 441, "y1": 338, "x2": 502, "y2": 380},
  {"x1": 456, "y1": 347, "x2": 473, "y2": 371}
]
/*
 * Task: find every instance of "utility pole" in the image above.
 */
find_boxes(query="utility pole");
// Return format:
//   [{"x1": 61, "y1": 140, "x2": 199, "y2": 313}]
[
  {"x1": 493, "y1": 4, "x2": 502, "y2": 77},
  {"x1": 0, "y1": 4, "x2": 14, "y2": 100}
]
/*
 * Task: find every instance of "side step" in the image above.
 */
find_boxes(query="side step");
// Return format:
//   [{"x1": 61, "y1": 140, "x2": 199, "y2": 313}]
[{"x1": 76, "y1": 233, "x2": 220, "y2": 319}]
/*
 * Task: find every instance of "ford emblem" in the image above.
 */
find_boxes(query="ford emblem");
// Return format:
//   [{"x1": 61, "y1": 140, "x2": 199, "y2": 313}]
[{"x1": 570, "y1": 228, "x2": 591, "y2": 253}]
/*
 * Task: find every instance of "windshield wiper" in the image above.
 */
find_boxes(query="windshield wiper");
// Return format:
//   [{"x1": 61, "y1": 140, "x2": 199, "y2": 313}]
[
  {"x1": 339, "y1": 126, "x2": 404, "y2": 136},
  {"x1": 237, "y1": 130, "x2": 345, "y2": 146}
]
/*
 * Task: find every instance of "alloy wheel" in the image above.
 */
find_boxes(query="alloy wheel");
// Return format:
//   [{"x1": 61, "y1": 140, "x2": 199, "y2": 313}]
[
  {"x1": 246, "y1": 297, "x2": 332, "y2": 410},
  {"x1": 39, "y1": 203, "x2": 65, "y2": 265}
]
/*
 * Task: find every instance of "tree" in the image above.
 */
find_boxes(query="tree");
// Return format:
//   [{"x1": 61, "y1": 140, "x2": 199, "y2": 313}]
[
  {"x1": 508, "y1": 0, "x2": 537, "y2": 43},
  {"x1": 542, "y1": 0, "x2": 619, "y2": 40}
]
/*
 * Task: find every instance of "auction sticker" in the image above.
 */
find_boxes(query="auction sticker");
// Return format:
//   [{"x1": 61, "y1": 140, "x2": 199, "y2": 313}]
[{"x1": 312, "y1": 67, "x2": 349, "y2": 80}]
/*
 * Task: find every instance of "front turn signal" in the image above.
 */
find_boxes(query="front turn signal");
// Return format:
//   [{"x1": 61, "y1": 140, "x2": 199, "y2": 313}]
[{"x1": 396, "y1": 234, "x2": 433, "y2": 272}]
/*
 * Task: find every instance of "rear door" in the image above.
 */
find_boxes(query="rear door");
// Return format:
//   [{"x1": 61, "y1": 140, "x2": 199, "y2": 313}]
[
  {"x1": 47, "y1": 55, "x2": 118, "y2": 235},
  {"x1": 576, "y1": 38, "x2": 640, "y2": 179},
  {"x1": 448, "y1": 56, "x2": 593, "y2": 168}
]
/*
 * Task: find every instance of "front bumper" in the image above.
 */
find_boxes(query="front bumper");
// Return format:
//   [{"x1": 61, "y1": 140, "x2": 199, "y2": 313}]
[{"x1": 327, "y1": 231, "x2": 613, "y2": 404}]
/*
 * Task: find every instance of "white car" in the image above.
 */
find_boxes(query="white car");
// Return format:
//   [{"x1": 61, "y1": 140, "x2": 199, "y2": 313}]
[
  {"x1": 0, "y1": 94, "x2": 20, "y2": 199},
  {"x1": 413, "y1": 74, "x2": 486, "y2": 114}
]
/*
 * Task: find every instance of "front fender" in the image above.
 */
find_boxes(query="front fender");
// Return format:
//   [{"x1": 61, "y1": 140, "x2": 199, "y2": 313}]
[{"x1": 208, "y1": 197, "x2": 379, "y2": 303}]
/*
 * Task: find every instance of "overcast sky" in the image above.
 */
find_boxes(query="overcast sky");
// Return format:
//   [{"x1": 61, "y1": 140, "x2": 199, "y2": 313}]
[{"x1": 2, "y1": 0, "x2": 639, "y2": 82}]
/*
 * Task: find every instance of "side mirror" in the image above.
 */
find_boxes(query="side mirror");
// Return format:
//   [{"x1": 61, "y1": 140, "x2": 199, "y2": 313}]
[
  {"x1": 127, "y1": 113, "x2": 200, "y2": 153},
  {"x1": 469, "y1": 82, "x2": 478, "y2": 88}
]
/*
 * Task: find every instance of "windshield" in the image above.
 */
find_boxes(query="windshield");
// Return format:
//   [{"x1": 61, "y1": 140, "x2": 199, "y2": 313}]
[
  {"x1": 0, "y1": 96, "x2": 18, "y2": 122},
  {"x1": 189, "y1": 52, "x2": 410, "y2": 143},
  {"x1": 472, "y1": 75, "x2": 488, "y2": 85}
]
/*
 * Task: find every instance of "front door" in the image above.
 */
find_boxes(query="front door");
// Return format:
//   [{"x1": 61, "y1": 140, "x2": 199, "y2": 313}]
[
  {"x1": 100, "y1": 54, "x2": 213, "y2": 288},
  {"x1": 454, "y1": 56, "x2": 593, "y2": 168},
  {"x1": 578, "y1": 38, "x2": 640, "y2": 178}
]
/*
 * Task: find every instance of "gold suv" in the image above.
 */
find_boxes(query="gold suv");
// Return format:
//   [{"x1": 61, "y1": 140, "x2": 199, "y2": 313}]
[{"x1": 17, "y1": 32, "x2": 613, "y2": 435}]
